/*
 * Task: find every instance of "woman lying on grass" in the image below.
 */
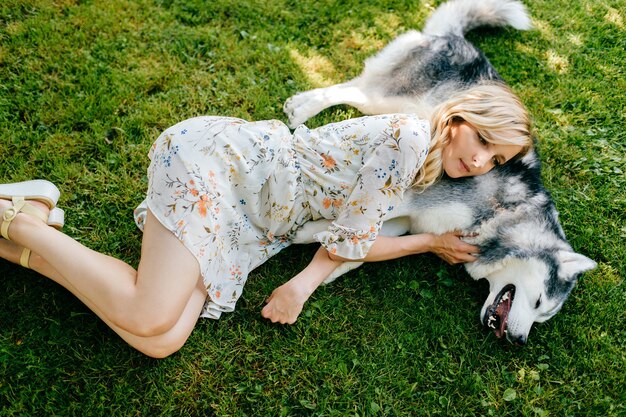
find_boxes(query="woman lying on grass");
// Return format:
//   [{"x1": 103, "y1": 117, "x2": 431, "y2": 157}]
[{"x1": 0, "y1": 83, "x2": 531, "y2": 358}]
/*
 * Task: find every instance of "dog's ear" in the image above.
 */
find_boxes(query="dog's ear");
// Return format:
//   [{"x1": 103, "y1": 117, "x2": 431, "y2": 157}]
[{"x1": 557, "y1": 251, "x2": 597, "y2": 281}]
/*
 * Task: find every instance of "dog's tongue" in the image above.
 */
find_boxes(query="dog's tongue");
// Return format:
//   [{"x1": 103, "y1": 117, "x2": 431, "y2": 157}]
[{"x1": 494, "y1": 295, "x2": 512, "y2": 338}]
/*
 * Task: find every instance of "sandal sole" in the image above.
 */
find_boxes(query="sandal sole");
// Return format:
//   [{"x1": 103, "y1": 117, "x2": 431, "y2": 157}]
[{"x1": 0, "y1": 180, "x2": 60, "y2": 209}]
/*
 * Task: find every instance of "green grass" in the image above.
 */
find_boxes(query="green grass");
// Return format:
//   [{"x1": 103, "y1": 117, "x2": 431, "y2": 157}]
[{"x1": 1, "y1": 0, "x2": 624, "y2": 415}]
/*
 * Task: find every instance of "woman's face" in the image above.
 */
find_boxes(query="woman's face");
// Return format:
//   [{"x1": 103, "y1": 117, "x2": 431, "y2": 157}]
[{"x1": 442, "y1": 121, "x2": 523, "y2": 178}]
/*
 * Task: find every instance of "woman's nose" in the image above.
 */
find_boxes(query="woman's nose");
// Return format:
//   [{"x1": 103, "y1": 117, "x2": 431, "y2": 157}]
[{"x1": 472, "y1": 150, "x2": 491, "y2": 168}]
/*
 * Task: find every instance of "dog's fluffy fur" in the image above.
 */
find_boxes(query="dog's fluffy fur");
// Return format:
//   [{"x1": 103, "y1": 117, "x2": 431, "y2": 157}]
[{"x1": 286, "y1": 0, "x2": 596, "y2": 344}]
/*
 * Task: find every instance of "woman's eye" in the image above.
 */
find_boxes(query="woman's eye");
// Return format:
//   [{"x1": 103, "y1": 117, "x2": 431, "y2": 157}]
[
  {"x1": 479, "y1": 135, "x2": 488, "y2": 145},
  {"x1": 492, "y1": 157, "x2": 501, "y2": 166}
]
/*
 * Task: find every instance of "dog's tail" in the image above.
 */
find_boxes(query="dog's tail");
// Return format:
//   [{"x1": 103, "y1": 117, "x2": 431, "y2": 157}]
[{"x1": 423, "y1": 0, "x2": 532, "y2": 37}]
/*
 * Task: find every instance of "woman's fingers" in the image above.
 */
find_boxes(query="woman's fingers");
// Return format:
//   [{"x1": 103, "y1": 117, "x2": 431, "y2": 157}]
[
  {"x1": 433, "y1": 232, "x2": 480, "y2": 264},
  {"x1": 457, "y1": 241, "x2": 480, "y2": 255},
  {"x1": 454, "y1": 251, "x2": 478, "y2": 264},
  {"x1": 454, "y1": 230, "x2": 479, "y2": 238},
  {"x1": 440, "y1": 252, "x2": 476, "y2": 265}
]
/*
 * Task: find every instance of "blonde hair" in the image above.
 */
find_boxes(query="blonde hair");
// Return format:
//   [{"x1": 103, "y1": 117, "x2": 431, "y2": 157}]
[{"x1": 413, "y1": 82, "x2": 533, "y2": 190}]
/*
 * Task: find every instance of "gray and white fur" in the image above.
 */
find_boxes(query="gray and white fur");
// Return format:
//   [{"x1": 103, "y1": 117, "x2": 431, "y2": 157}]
[{"x1": 286, "y1": 0, "x2": 596, "y2": 344}]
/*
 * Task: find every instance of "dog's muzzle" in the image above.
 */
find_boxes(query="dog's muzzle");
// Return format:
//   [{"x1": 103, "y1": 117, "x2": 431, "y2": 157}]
[{"x1": 483, "y1": 284, "x2": 516, "y2": 340}]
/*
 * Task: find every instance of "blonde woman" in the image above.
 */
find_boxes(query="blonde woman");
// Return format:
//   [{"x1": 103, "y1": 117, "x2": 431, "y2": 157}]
[{"x1": 0, "y1": 82, "x2": 532, "y2": 357}]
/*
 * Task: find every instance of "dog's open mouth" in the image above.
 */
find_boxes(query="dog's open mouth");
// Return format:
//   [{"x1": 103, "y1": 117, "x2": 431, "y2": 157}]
[{"x1": 484, "y1": 284, "x2": 515, "y2": 339}]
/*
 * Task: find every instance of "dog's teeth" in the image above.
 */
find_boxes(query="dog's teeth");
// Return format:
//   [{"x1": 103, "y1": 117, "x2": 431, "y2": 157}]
[{"x1": 502, "y1": 293, "x2": 509, "y2": 301}]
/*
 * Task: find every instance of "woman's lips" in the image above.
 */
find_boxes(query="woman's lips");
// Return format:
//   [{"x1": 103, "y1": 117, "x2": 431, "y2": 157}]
[{"x1": 459, "y1": 159, "x2": 470, "y2": 173}]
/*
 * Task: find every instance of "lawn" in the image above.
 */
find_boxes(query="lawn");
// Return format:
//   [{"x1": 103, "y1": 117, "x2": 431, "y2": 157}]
[{"x1": 0, "y1": 0, "x2": 624, "y2": 415}]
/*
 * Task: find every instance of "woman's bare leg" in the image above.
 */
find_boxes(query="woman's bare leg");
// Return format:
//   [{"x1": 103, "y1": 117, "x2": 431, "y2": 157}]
[
  {"x1": 0, "y1": 201, "x2": 207, "y2": 356},
  {"x1": 1, "y1": 236, "x2": 206, "y2": 357}
]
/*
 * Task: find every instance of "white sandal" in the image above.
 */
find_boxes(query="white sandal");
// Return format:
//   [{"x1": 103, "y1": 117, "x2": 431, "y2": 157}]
[
  {"x1": 48, "y1": 207, "x2": 65, "y2": 229},
  {"x1": 0, "y1": 180, "x2": 60, "y2": 208},
  {"x1": 0, "y1": 180, "x2": 62, "y2": 268}
]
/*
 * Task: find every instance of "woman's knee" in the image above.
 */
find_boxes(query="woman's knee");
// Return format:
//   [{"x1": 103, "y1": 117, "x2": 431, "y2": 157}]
[
  {"x1": 138, "y1": 338, "x2": 186, "y2": 359},
  {"x1": 111, "y1": 307, "x2": 181, "y2": 338},
  {"x1": 131, "y1": 318, "x2": 195, "y2": 358}
]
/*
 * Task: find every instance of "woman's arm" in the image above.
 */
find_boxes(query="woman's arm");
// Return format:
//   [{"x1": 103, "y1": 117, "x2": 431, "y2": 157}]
[
  {"x1": 261, "y1": 231, "x2": 479, "y2": 324},
  {"x1": 327, "y1": 232, "x2": 479, "y2": 264}
]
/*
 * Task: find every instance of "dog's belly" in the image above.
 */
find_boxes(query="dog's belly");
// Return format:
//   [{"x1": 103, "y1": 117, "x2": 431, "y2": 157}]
[
  {"x1": 379, "y1": 217, "x2": 411, "y2": 236},
  {"x1": 408, "y1": 202, "x2": 475, "y2": 235}
]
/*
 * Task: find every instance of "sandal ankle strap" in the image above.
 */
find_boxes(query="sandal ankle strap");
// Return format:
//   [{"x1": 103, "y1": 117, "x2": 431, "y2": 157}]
[
  {"x1": 1, "y1": 197, "x2": 48, "y2": 240},
  {"x1": 20, "y1": 248, "x2": 32, "y2": 268}
]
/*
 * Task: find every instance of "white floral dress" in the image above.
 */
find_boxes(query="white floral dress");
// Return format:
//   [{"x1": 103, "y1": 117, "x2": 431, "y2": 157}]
[{"x1": 134, "y1": 114, "x2": 430, "y2": 319}]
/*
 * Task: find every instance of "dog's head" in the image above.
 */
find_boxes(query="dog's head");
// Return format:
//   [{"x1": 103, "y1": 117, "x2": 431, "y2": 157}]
[
  {"x1": 460, "y1": 150, "x2": 597, "y2": 344},
  {"x1": 410, "y1": 149, "x2": 597, "y2": 344},
  {"x1": 466, "y1": 247, "x2": 596, "y2": 345}
]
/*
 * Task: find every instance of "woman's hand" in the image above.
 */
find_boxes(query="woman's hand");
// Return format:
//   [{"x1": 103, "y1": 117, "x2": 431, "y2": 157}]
[
  {"x1": 428, "y1": 231, "x2": 479, "y2": 264},
  {"x1": 262, "y1": 246, "x2": 343, "y2": 324}
]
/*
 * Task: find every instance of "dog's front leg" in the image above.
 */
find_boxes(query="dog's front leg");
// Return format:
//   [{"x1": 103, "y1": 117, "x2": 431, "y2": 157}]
[{"x1": 323, "y1": 261, "x2": 364, "y2": 284}]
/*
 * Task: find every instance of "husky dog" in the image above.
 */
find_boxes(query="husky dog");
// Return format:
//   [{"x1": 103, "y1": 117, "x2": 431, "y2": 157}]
[{"x1": 285, "y1": 0, "x2": 597, "y2": 344}]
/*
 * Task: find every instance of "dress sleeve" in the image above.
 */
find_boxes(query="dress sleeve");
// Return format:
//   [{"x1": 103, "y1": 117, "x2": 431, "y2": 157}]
[{"x1": 314, "y1": 115, "x2": 430, "y2": 259}]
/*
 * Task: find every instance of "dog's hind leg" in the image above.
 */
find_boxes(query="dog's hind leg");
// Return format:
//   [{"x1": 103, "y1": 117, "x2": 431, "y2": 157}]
[
  {"x1": 284, "y1": 77, "x2": 422, "y2": 128},
  {"x1": 284, "y1": 31, "x2": 433, "y2": 128},
  {"x1": 284, "y1": 79, "x2": 371, "y2": 128}
]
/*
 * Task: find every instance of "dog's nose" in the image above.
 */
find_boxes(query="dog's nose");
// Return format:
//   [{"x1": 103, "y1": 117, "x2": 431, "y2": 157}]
[{"x1": 511, "y1": 334, "x2": 527, "y2": 345}]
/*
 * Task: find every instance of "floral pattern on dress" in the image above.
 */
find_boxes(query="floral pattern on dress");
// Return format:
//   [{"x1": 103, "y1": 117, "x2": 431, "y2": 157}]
[
  {"x1": 134, "y1": 114, "x2": 429, "y2": 319},
  {"x1": 295, "y1": 114, "x2": 430, "y2": 259}
]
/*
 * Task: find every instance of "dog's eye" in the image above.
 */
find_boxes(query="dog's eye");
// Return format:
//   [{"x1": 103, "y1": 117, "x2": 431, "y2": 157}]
[{"x1": 535, "y1": 295, "x2": 542, "y2": 309}]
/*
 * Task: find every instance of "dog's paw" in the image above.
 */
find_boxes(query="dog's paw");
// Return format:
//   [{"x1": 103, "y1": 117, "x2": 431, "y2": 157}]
[{"x1": 283, "y1": 90, "x2": 327, "y2": 128}]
